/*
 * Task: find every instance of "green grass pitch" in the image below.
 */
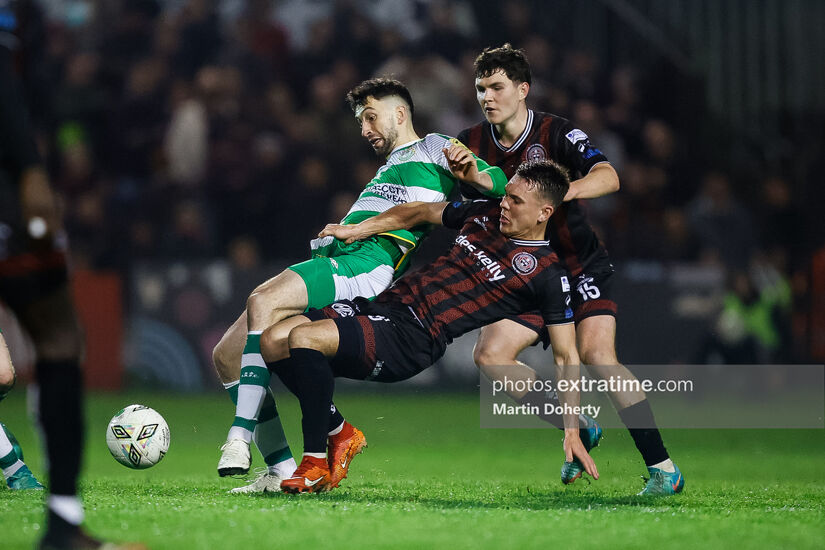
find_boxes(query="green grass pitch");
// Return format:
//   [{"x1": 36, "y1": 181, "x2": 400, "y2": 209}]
[{"x1": 1, "y1": 391, "x2": 823, "y2": 549}]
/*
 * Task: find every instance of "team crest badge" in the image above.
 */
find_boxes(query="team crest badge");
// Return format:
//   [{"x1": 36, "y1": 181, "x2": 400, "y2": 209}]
[
  {"x1": 525, "y1": 144, "x2": 547, "y2": 162},
  {"x1": 512, "y1": 252, "x2": 538, "y2": 275},
  {"x1": 331, "y1": 303, "x2": 355, "y2": 317},
  {"x1": 398, "y1": 146, "x2": 416, "y2": 161}
]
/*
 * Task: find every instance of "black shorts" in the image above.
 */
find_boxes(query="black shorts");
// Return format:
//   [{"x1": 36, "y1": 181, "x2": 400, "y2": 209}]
[
  {"x1": 304, "y1": 298, "x2": 437, "y2": 383},
  {"x1": 509, "y1": 262, "x2": 618, "y2": 346}
]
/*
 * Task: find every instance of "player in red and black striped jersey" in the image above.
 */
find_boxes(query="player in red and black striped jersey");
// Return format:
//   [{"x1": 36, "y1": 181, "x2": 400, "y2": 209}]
[
  {"x1": 455, "y1": 44, "x2": 682, "y2": 495},
  {"x1": 258, "y1": 160, "x2": 598, "y2": 493},
  {"x1": 372, "y1": 196, "x2": 573, "y2": 367},
  {"x1": 458, "y1": 109, "x2": 612, "y2": 278}
]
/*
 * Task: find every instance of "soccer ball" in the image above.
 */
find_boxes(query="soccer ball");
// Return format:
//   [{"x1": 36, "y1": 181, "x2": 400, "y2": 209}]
[{"x1": 106, "y1": 404, "x2": 170, "y2": 469}]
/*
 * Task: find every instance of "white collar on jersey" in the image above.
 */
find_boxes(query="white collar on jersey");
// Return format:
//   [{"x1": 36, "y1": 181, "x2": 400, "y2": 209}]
[
  {"x1": 510, "y1": 237, "x2": 549, "y2": 246},
  {"x1": 388, "y1": 137, "x2": 423, "y2": 156},
  {"x1": 490, "y1": 109, "x2": 534, "y2": 152}
]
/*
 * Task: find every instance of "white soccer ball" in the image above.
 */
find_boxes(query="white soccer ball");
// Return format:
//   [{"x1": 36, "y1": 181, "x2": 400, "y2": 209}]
[{"x1": 106, "y1": 404, "x2": 170, "y2": 469}]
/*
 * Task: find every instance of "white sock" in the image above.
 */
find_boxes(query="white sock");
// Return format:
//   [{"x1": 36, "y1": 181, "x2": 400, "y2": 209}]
[
  {"x1": 303, "y1": 452, "x2": 326, "y2": 460},
  {"x1": 649, "y1": 458, "x2": 675, "y2": 472},
  {"x1": 49, "y1": 495, "x2": 84, "y2": 526},
  {"x1": 227, "y1": 426, "x2": 253, "y2": 443},
  {"x1": 268, "y1": 457, "x2": 297, "y2": 478}
]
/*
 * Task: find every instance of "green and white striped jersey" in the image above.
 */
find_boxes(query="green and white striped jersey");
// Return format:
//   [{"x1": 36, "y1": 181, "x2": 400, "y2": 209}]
[{"x1": 340, "y1": 133, "x2": 506, "y2": 272}]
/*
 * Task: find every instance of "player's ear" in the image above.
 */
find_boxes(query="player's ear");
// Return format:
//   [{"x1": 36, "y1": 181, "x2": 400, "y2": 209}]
[
  {"x1": 519, "y1": 81, "x2": 530, "y2": 101},
  {"x1": 396, "y1": 105, "x2": 407, "y2": 126},
  {"x1": 537, "y1": 203, "x2": 553, "y2": 223}
]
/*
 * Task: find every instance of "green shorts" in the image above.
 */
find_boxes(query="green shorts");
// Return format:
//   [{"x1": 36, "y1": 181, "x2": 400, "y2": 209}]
[{"x1": 288, "y1": 236, "x2": 402, "y2": 310}]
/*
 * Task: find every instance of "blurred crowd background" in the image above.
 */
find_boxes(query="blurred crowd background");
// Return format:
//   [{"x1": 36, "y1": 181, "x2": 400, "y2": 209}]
[{"x1": 5, "y1": 0, "x2": 824, "y2": 388}]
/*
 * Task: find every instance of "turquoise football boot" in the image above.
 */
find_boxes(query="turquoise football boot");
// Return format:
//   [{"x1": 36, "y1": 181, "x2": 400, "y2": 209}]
[
  {"x1": 7, "y1": 464, "x2": 44, "y2": 490},
  {"x1": 560, "y1": 415, "x2": 603, "y2": 484},
  {"x1": 638, "y1": 464, "x2": 685, "y2": 496}
]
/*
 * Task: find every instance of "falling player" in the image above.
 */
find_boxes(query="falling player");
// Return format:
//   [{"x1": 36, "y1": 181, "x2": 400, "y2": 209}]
[{"x1": 265, "y1": 160, "x2": 599, "y2": 493}]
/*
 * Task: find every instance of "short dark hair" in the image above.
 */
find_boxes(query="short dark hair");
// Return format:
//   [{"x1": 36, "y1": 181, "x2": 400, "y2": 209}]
[
  {"x1": 474, "y1": 43, "x2": 531, "y2": 84},
  {"x1": 346, "y1": 78, "x2": 415, "y2": 119},
  {"x1": 515, "y1": 160, "x2": 570, "y2": 207}
]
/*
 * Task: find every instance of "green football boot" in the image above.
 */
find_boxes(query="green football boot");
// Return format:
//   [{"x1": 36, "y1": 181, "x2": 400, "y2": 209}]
[
  {"x1": 560, "y1": 415, "x2": 603, "y2": 484},
  {"x1": 638, "y1": 464, "x2": 685, "y2": 496}
]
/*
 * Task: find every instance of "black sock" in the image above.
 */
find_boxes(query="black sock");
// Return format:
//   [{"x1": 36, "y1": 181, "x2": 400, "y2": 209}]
[
  {"x1": 268, "y1": 358, "x2": 345, "y2": 436},
  {"x1": 517, "y1": 380, "x2": 589, "y2": 438},
  {"x1": 42, "y1": 509, "x2": 85, "y2": 544},
  {"x1": 328, "y1": 404, "x2": 345, "y2": 433},
  {"x1": 617, "y1": 400, "x2": 670, "y2": 466},
  {"x1": 36, "y1": 359, "x2": 84, "y2": 495},
  {"x1": 273, "y1": 348, "x2": 334, "y2": 454}
]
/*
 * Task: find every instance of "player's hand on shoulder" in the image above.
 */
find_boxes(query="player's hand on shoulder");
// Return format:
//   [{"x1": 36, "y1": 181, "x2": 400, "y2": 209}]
[{"x1": 319, "y1": 224, "x2": 360, "y2": 244}]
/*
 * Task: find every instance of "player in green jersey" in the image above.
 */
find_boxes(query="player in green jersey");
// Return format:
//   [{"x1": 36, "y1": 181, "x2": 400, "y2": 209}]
[{"x1": 215, "y1": 78, "x2": 507, "y2": 492}]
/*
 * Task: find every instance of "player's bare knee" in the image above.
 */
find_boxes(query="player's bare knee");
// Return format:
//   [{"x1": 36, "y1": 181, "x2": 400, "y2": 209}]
[
  {"x1": 581, "y1": 347, "x2": 618, "y2": 367},
  {"x1": 473, "y1": 341, "x2": 518, "y2": 368}
]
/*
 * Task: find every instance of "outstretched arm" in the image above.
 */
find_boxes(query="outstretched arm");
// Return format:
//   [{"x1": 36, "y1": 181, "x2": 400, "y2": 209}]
[
  {"x1": 564, "y1": 163, "x2": 619, "y2": 201},
  {"x1": 547, "y1": 322, "x2": 599, "y2": 479},
  {"x1": 319, "y1": 201, "x2": 448, "y2": 244}
]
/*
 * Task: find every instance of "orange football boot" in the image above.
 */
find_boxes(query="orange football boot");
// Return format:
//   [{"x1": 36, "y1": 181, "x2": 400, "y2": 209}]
[
  {"x1": 280, "y1": 456, "x2": 331, "y2": 494},
  {"x1": 327, "y1": 421, "x2": 367, "y2": 488}
]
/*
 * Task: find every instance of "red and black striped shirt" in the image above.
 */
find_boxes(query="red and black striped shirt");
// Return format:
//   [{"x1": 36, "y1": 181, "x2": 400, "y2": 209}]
[
  {"x1": 458, "y1": 110, "x2": 610, "y2": 276},
  {"x1": 376, "y1": 200, "x2": 573, "y2": 355}
]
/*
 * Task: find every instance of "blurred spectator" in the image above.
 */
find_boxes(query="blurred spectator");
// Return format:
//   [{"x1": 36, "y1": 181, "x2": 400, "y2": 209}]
[
  {"x1": 697, "y1": 265, "x2": 791, "y2": 364},
  {"x1": 686, "y1": 171, "x2": 756, "y2": 268},
  {"x1": 758, "y1": 175, "x2": 806, "y2": 270},
  {"x1": 164, "y1": 79, "x2": 208, "y2": 186}
]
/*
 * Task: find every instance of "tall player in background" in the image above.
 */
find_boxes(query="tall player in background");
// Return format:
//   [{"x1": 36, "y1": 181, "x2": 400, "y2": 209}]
[
  {"x1": 213, "y1": 78, "x2": 507, "y2": 492},
  {"x1": 458, "y1": 45, "x2": 683, "y2": 495},
  {"x1": 0, "y1": 1, "x2": 144, "y2": 547}
]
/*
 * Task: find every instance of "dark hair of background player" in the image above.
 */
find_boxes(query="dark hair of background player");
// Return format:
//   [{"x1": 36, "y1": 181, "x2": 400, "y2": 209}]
[
  {"x1": 515, "y1": 160, "x2": 570, "y2": 207},
  {"x1": 474, "y1": 43, "x2": 532, "y2": 85},
  {"x1": 346, "y1": 78, "x2": 415, "y2": 119}
]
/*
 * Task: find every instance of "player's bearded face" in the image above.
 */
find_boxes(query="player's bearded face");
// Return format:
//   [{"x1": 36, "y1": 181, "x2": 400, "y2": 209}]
[
  {"x1": 371, "y1": 123, "x2": 398, "y2": 157},
  {"x1": 358, "y1": 99, "x2": 400, "y2": 157}
]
